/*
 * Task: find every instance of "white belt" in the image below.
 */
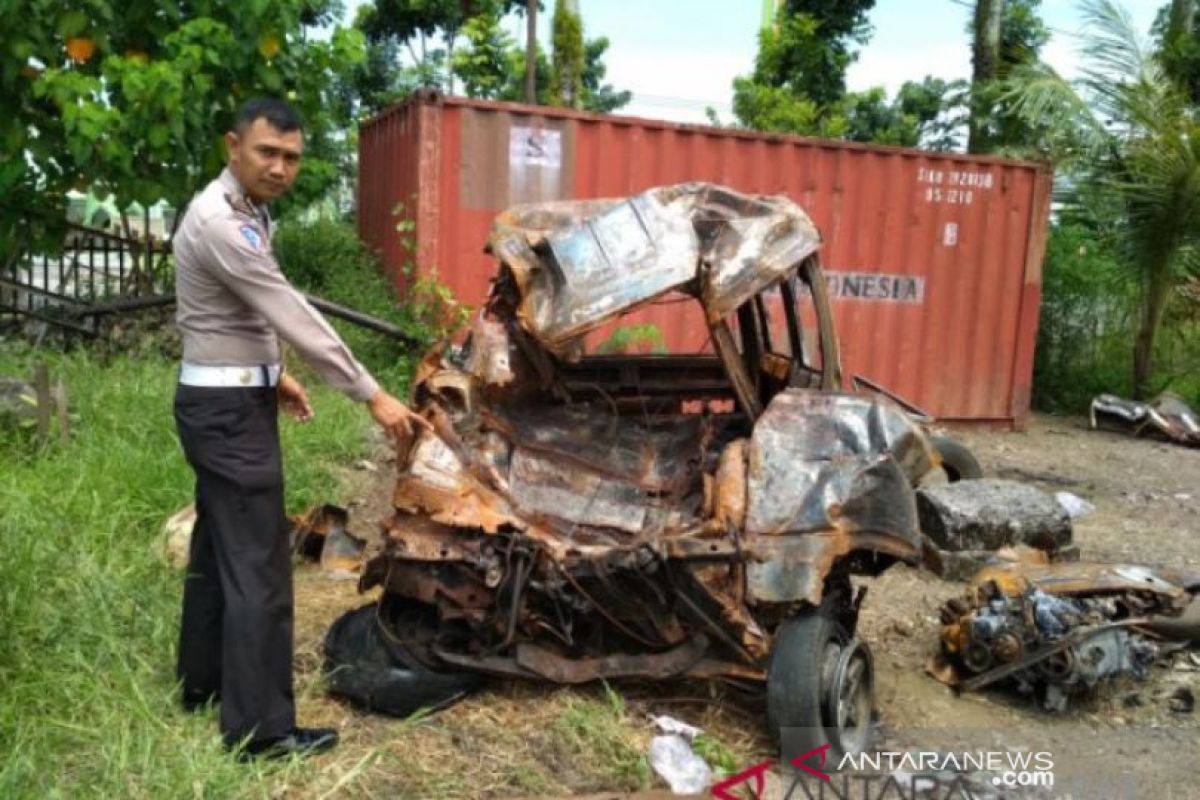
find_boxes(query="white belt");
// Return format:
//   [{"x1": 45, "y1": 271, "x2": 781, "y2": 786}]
[{"x1": 180, "y1": 362, "x2": 282, "y2": 388}]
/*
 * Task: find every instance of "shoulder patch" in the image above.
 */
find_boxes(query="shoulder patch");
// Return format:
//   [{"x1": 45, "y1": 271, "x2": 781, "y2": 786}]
[{"x1": 239, "y1": 224, "x2": 264, "y2": 251}]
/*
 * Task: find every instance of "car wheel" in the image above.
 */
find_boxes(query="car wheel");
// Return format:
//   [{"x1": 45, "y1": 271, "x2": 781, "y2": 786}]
[
  {"x1": 324, "y1": 601, "x2": 482, "y2": 717},
  {"x1": 766, "y1": 603, "x2": 875, "y2": 762},
  {"x1": 931, "y1": 435, "x2": 983, "y2": 482}
]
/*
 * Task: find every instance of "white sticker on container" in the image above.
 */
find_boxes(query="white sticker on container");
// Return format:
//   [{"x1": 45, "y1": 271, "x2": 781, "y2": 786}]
[{"x1": 509, "y1": 127, "x2": 562, "y2": 168}]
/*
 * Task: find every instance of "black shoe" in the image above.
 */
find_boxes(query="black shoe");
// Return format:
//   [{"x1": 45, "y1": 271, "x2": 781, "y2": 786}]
[
  {"x1": 234, "y1": 727, "x2": 339, "y2": 762},
  {"x1": 181, "y1": 689, "x2": 220, "y2": 713}
]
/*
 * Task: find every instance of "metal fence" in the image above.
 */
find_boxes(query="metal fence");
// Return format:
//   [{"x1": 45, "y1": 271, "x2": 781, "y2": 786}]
[{"x1": 1, "y1": 222, "x2": 171, "y2": 334}]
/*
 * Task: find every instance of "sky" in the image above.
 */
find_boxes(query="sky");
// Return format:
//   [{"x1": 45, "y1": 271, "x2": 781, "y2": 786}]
[{"x1": 343, "y1": 0, "x2": 1163, "y2": 124}]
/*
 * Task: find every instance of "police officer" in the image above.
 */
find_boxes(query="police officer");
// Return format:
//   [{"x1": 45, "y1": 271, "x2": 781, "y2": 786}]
[{"x1": 172, "y1": 97, "x2": 428, "y2": 760}]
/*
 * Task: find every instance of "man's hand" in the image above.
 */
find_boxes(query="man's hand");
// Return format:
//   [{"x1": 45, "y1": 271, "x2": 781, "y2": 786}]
[
  {"x1": 277, "y1": 373, "x2": 314, "y2": 422},
  {"x1": 367, "y1": 390, "x2": 431, "y2": 441}
]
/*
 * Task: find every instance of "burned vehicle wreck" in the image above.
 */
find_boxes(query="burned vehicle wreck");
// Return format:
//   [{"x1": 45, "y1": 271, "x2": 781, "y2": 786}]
[{"x1": 328, "y1": 184, "x2": 965, "y2": 756}]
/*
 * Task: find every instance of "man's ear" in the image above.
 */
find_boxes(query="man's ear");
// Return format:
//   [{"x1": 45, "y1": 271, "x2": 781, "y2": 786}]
[{"x1": 224, "y1": 131, "x2": 239, "y2": 163}]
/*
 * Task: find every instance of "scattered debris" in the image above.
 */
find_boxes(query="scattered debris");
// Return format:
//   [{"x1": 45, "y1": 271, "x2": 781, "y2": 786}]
[
  {"x1": 649, "y1": 715, "x2": 703, "y2": 739},
  {"x1": 1054, "y1": 491, "x2": 1095, "y2": 519},
  {"x1": 1091, "y1": 392, "x2": 1200, "y2": 447},
  {"x1": 1167, "y1": 685, "x2": 1194, "y2": 714},
  {"x1": 930, "y1": 561, "x2": 1200, "y2": 711},
  {"x1": 290, "y1": 504, "x2": 366, "y2": 576},
  {"x1": 323, "y1": 600, "x2": 482, "y2": 717},
  {"x1": 355, "y1": 459, "x2": 379, "y2": 473},
  {"x1": 0, "y1": 376, "x2": 37, "y2": 426},
  {"x1": 160, "y1": 502, "x2": 196, "y2": 568},
  {"x1": 647, "y1": 715, "x2": 711, "y2": 795},
  {"x1": 162, "y1": 502, "x2": 365, "y2": 574},
  {"x1": 924, "y1": 542, "x2": 1082, "y2": 583}
]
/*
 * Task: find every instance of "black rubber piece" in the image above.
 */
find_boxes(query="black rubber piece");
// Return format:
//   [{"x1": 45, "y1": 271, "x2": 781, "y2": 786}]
[
  {"x1": 323, "y1": 602, "x2": 482, "y2": 717},
  {"x1": 931, "y1": 435, "x2": 983, "y2": 482}
]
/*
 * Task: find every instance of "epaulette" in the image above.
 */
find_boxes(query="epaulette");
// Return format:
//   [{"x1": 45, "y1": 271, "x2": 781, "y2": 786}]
[{"x1": 224, "y1": 191, "x2": 259, "y2": 219}]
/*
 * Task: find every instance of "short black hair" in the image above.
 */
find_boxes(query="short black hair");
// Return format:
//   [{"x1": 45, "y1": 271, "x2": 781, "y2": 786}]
[{"x1": 233, "y1": 97, "x2": 304, "y2": 135}]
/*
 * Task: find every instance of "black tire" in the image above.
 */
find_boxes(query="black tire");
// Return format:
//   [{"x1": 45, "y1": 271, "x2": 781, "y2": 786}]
[
  {"x1": 931, "y1": 435, "x2": 983, "y2": 482},
  {"x1": 324, "y1": 602, "x2": 482, "y2": 717},
  {"x1": 766, "y1": 602, "x2": 875, "y2": 762}
]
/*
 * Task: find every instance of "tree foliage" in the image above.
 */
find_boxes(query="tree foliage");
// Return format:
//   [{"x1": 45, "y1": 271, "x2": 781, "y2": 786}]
[
  {"x1": 450, "y1": 1, "x2": 515, "y2": 100},
  {"x1": 749, "y1": 0, "x2": 875, "y2": 108},
  {"x1": 732, "y1": 0, "x2": 962, "y2": 149},
  {"x1": 1, "y1": 0, "x2": 364, "y2": 259},
  {"x1": 1008, "y1": 0, "x2": 1200, "y2": 396},
  {"x1": 357, "y1": 0, "x2": 527, "y2": 99},
  {"x1": 353, "y1": 0, "x2": 627, "y2": 114},
  {"x1": 549, "y1": 0, "x2": 584, "y2": 108},
  {"x1": 970, "y1": 0, "x2": 1050, "y2": 153},
  {"x1": 842, "y1": 79, "x2": 967, "y2": 149},
  {"x1": 1155, "y1": 0, "x2": 1200, "y2": 101},
  {"x1": 734, "y1": 0, "x2": 1046, "y2": 153},
  {"x1": 733, "y1": 1, "x2": 874, "y2": 133},
  {"x1": 578, "y1": 37, "x2": 632, "y2": 113}
]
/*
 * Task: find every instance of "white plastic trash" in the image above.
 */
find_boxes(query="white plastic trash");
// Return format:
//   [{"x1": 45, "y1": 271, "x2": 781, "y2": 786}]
[
  {"x1": 1055, "y1": 491, "x2": 1095, "y2": 519},
  {"x1": 649, "y1": 734, "x2": 712, "y2": 795},
  {"x1": 651, "y1": 714, "x2": 703, "y2": 740}
]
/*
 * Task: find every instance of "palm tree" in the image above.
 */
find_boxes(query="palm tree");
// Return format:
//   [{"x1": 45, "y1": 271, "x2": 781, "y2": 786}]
[{"x1": 1007, "y1": 0, "x2": 1200, "y2": 397}]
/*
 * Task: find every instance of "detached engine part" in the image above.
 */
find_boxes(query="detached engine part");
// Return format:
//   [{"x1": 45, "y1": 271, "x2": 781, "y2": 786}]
[{"x1": 931, "y1": 562, "x2": 1199, "y2": 710}]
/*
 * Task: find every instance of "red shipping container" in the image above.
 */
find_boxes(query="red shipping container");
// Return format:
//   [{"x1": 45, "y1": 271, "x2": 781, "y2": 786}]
[{"x1": 358, "y1": 92, "x2": 1051, "y2": 428}]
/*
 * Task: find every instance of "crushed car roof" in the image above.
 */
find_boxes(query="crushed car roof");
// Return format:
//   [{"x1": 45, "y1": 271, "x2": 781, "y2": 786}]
[{"x1": 486, "y1": 182, "x2": 822, "y2": 352}]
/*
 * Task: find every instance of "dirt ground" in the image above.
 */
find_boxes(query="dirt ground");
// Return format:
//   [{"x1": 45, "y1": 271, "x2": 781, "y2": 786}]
[{"x1": 290, "y1": 415, "x2": 1200, "y2": 799}]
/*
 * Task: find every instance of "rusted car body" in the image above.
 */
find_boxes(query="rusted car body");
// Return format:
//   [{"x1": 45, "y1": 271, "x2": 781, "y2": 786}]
[
  {"x1": 355, "y1": 184, "x2": 947, "y2": 751},
  {"x1": 1090, "y1": 392, "x2": 1200, "y2": 447}
]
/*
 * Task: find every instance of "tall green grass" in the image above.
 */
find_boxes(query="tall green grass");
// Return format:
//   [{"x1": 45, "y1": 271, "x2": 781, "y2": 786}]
[{"x1": 0, "y1": 343, "x2": 372, "y2": 798}]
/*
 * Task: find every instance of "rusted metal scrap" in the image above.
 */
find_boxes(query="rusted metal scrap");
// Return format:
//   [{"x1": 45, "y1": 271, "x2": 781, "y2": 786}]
[
  {"x1": 930, "y1": 561, "x2": 1200, "y2": 711},
  {"x1": 346, "y1": 183, "x2": 952, "y2": 698},
  {"x1": 1090, "y1": 391, "x2": 1200, "y2": 447},
  {"x1": 290, "y1": 504, "x2": 366, "y2": 575}
]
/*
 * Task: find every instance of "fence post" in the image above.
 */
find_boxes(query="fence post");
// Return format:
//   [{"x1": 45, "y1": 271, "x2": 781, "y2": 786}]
[
  {"x1": 33, "y1": 362, "x2": 50, "y2": 446},
  {"x1": 53, "y1": 376, "x2": 69, "y2": 445}
]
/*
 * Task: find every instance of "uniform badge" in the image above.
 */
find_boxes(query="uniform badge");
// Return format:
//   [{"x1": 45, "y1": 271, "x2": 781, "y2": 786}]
[{"x1": 240, "y1": 224, "x2": 264, "y2": 251}]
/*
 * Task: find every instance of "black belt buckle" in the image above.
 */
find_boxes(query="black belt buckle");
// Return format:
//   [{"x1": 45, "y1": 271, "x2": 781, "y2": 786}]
[{"x1": 260, "y1": 365, "x2": 270, "y2": 387}]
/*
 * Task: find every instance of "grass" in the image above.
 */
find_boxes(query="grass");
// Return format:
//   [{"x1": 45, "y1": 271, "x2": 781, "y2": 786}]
[
  {"x1": 0, "y1": 342, "x2": 374, "y2": 799},
  {"x1": 0, "y1": 342, "x2": 765, "y2": 798}
]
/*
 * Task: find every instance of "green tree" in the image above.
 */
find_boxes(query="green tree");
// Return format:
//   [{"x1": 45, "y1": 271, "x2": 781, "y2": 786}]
[
  {"x1": 842, "y1": 78, "x2": 967, "y2": 150},
  {"x1": 549, "y1": 0, "x2": 584, "y2": 108},
  {"x1": 0, "y1": 0, "x2": 364, "y2": 263},
  {"x1": 357, "y1": 0, "x2": 527, "y2": 98},
  {"x1": 579, "y1": 36, "x2": 631, "y2": 113},
  {"x1": 494, "y1": 36, "x2": 628, "y2": 113},
  {"x1": 733, "y1": 0, "x2": 875, "y2": 133},
  {"x1": 969, "y1": 0, "x2": 1050, "y2": 153},
  {"x1": 1009, "y1": 0, "x2": 1200, "y2": 397},
  {"x1": 1155, "y1": 0, "x2": 1200, "y2": 100},
  {"x1": 450, "y1": 0, "x2": 515, "y2": 100}
]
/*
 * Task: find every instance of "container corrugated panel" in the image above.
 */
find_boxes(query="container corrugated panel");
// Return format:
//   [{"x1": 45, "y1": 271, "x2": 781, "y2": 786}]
[{"x1": 358, "y1": 93, "x2": 1051, "y2": 427}]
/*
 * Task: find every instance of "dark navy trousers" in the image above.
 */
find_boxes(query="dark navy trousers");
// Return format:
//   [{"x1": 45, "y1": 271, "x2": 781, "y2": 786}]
[{"x1": 173, "y1": 384, "x2": 295, "y2": 744}]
